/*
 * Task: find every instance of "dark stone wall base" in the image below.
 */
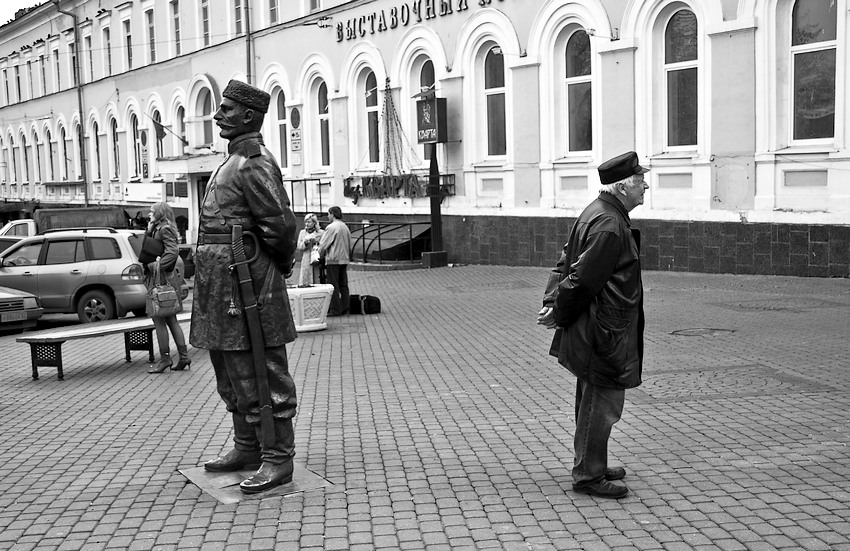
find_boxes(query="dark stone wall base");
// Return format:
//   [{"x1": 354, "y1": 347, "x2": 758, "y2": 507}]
[{"x1": 442, "y1": 215, "x2": 850, "y2": 278}]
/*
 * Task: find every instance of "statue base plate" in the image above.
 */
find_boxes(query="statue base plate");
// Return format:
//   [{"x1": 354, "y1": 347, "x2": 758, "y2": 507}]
[{"x1": 179, "y1": 463, "x2": 332, "y2": 504}]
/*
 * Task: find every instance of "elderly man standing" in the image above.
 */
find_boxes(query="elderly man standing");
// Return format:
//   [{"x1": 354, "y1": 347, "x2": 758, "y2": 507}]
[
  {"x1": 191, "y1": 79, "x2": 299, "y2": 494},
  {"x1": 538, "y1": 151, "x2": 649, "y2": 499}
]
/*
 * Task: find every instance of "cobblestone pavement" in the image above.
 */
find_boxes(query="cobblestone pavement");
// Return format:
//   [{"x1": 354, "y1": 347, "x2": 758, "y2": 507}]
[{"x1": 0, "y1": 265, "x2": 848, "y2": 551}]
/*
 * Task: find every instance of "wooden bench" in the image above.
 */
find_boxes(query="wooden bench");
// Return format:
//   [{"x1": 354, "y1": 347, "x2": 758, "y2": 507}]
[{"x1": 17, "y1": 312, "x2": 192, "y2": 380}]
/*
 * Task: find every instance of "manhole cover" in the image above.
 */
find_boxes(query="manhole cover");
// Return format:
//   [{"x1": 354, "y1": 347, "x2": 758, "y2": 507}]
[
  {"x1": 628, "y1": 365, "x2": 835, "y2": 403},
  {"x1": 671, "y1": 328, "x2": 736, "y2": 337}
]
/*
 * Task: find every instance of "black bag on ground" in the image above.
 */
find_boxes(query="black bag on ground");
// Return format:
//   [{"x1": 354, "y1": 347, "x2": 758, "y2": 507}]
[{"x1": 349, "y1": 294, "x2": 381, "y2": 315}]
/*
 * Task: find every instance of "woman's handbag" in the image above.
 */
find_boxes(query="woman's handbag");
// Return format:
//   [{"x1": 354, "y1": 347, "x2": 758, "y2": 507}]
[
  {"x1": 138, "y1": 234, "x2": 164, "y2": 265},
  {"x1": 310, "y1": 244, "x2": 321, "y2": 265},
  {"x1": 146, "y1": 260, "x2": 182, "y2": 318}
]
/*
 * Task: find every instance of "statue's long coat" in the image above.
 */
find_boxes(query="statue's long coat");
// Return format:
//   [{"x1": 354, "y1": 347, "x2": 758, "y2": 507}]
[{"x1": 190, "y1": 132, "x2": 298, "y2": 350}]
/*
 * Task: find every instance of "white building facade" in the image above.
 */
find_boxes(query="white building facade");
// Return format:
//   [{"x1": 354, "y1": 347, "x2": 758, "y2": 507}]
[{"x1": 0, "y1": 0, "x2": 847, "y2": 275}]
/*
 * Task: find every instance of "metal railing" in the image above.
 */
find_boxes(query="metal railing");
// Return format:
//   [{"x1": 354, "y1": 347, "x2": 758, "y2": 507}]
[{"x1": 340, "y1": 221, "x2": 431, "y2": 264}]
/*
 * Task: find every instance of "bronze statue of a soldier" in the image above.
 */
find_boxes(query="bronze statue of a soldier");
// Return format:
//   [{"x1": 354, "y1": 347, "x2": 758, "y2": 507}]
[{"x1": 190, "y1": 79, "x2": 299, "y2": 494}]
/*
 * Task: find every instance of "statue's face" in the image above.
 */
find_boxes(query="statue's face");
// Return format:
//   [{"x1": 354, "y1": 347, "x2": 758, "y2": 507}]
[{"x1": 214, "y1": 97, "x2": 253, "y2": 140}]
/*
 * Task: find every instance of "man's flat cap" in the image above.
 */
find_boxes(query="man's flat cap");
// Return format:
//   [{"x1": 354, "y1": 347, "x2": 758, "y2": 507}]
[
  {"x1": 598, "y1": 151, "x2": 650, "y2": 185},
  {"x1": 222, "y1": 79, "x2": 270, "y2": 113}
]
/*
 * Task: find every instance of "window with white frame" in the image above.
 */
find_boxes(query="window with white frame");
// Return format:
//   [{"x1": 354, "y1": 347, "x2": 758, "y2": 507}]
[
  {"x1": 26, "y1": 61, "x2": 33, "y2": 99},
  {"x1": 564, "y1": 29, "x2": 592, "y2": 152},
  {"x1": 73, "y1": 123, "x2": 82, "y2": 180},
  {"x1": 196, "y1": 88, "x2": 214, "y2": 145},
  {"x1": 2, "y1": 69, "x2": 9, "y2": 105},
  {"x1": 69, "y1": 42, "x2": 78, "y2": 86},
  {"x1": 175, "y1": 105, "x2": 186, "y2": 153},
  {"x1": 91, "y1": 121, "x2": 101, "y2": 180},
  {"x1": 9, "y1": 139, "x2": 17, "y2": 182},
  {"x1": 317, "y1": 80, "x2": 330, "y2": 167},
  {"x1": 146, "y1": 9, "x2": 156, "y2": 63},
  {"x1": 483, "y1": 45, "x2": 506, "y2": 156},
  {"x1": 274, "y1": 88, "x2": 288, "y2": 168},
  {"x1": 269, "y1": 0, "x2": 279, "y2": 24},
  {"x1": 34, "y1": 132, "x2": 42, "y2": 182},
  {"x1": 110, "y1": 119, "x2": 120, "y2": 178},
  {"x1": 310, "y1": 0, "x2": 321, "y2": 12},
  {"x1": 201, "y1": 0, "x2": 211, "y2": 46},
  {"x1": 123, "y1": 19, "x2": 133, "y2": 70},
  {"x1": 664, "y1": 9, "x2": 698, "y2": 148},
  {"x1": 791, "y1": 0, "x2": 836, "y2": 140},
  {"x1": 84, "y1": 35, "x2": 93, "y2": 82},
  {"x1": 363, "y1": 70, "x2": 380, "y2": 164},
  {"x1": 39, "y1": 54, "x2": 46, "y2": 95},
  {"x1": 418, "y1": 58, "x2": 435, "y2": 159},
  {"x1": 172, "y1": 0, "x2": 182, "y2": 56},
  {"x1": 21, "y1": 135, "x2": 29, "y2": 182},
  {"x1": 14, "y1": 65, "x2": 21, "y2": 102},
  {"x1": 45, "y1": 129, "x2": 54, "y2": 180},
  {"x1": 130, "y1": 114, "x2": 141, "y2": 177},
  {"x1": 234, "y1": 0, "x2": 244, "y2": 35},
  {"x1": 52, "y1": 49, "x2": 60, "y2": 90},
  {"x1": 152, "y1": 110, "x2": 164, "y2": 174},
  {"x1": 103, "y1": 28, "x2": 112, "y2": 76},
  {"x1": 59, "y1": 127, "x2": 68, "y2": 180}
]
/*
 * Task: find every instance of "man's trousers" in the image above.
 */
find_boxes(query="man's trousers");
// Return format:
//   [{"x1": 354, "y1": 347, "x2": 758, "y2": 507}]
[
  {"x1": 210, "y1": 345, "x2": 297, "y2": 464},
  {"x1": 572, "y1": 378, "x2": 625, "y2": 486}
]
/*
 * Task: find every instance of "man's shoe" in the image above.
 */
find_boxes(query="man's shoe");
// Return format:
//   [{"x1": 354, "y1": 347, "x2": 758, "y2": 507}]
[
  {"x1": 203, "y1": 449, "x2": 261, "y2": 473},
  {"x1": 240, "y1": 461, "x2": 294, "y2": 494},
  {"x1": 605, "y1": 466, "x2": 626, "y2": 481},
  {"x1": 572, "y1": 480, "x2": 629, "y2": 499}
]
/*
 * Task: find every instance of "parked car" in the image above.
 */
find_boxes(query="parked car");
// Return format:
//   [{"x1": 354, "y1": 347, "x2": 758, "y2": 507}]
[
  {"x1": 0, "y1": 285, "x2": 43, "y2": 332},
  {"x1": 0, "y1": 228, "x2": 186, "y2": 323}
]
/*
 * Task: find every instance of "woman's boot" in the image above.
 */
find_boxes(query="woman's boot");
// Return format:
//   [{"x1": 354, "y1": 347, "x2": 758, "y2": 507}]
[
  {"x1": 172, "y1": 345, "x2": 191, "y2": 371},
  {"x1": 149, "y1": 352, "x2": 172, "y2": 373}
]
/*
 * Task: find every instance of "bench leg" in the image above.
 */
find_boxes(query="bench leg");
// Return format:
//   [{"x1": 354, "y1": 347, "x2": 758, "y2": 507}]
[
  {"x1": 125, "y1": 329, "x2": 155, "y2": 362},
  {"x1": 29, "y1": 342, "x2": 65, "y2": 380}
]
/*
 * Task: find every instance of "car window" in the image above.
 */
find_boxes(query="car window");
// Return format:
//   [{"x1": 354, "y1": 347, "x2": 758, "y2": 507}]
[
  {"x1": 127, "y1": 234, "x2": 143, "y2": 257},
  {"x1": 89, "y1": 237, "x2": 122, "y2": 260},
  {"x1": 4, "y1": 242, "x2": 43, "y2": 266},
  {"x1": 44, "y1": 239, "x2": 85, "y2": 265}
]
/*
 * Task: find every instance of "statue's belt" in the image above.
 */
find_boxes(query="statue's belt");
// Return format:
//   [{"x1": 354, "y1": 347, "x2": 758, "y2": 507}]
[{"x1": 198, "y1": 232, "x2": 246, "y2": 245}]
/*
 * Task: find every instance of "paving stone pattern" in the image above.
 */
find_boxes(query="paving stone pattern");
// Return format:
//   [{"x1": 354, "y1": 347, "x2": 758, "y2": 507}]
[{"x1": 0, "y1": 266, "x2": 848, "y2": 550}]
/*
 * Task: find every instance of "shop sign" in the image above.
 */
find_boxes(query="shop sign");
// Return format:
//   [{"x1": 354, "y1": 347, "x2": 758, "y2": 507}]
[
  {"x1": 336, "y1": 0, "x2": 504, "y2": 42},
  {"x1": 416, "y1": 97, "x2": 447, "y2": 144}
]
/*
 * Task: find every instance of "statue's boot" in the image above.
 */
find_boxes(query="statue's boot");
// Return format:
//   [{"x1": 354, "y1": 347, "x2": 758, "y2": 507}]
[
  {"x1": 204, "y1": 413, "x2": 261, "y2": 472},
  {"x1": 240, "y1": 418, "x2": 295, "y2": 494}
]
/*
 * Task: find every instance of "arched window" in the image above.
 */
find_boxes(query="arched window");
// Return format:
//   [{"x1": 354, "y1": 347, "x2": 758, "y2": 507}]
[
  {"x1": 34, "y1": 132, "x2": 42, "y2": 182},
  {"x1": 110, "y1": 119, "x2": 120, "y2": 178},
  {"x1": 363, "y1": 71, "x2": 380, "y2": 164},
  {"x1": 20, "y1": 134, "x2": 29, "y2": 182},
  {"x1": 152, "y1": 110, "x2": 164, "y2": 160},
  {"x1": 420, "y1": 60, "x2": 435, "y2": 92},
  {"x1": 565, "y1": 30, "x2": 592, "y2": 152},
  {"x1": 175, "y1": 106, "x2": 186, "y2": 151},
  {"x1": 317, "y1": 81, "x2": 330, "y2": 167},
  {"x1": 275, "y1": 89, "x2": 288, "y2": 168},
  {"x1": 45, "y1": 129, "x2": 54, "y2": 181},
  {"x1": 9, "y1": 138, "x2": 18, "y2": 183},
  {"x1": 131, "y1": 114, "x2": 141, "y2": 177},
  {"x1": 791, "y1": 0, "x2": 836, "y2": 140},
  {"x1": 91, "y1": 121, "x2": 102, "y2": 180},
  {"x1": 484, "y1": 46, "x2": 506, "y2": 156},
  {"x1": 197, "y1": 89, "x2": 214, "y2": 145},
  {"x1": 59, "y1": 127, "x2": 68, "y2": 180},
  {"x1": 664, "y1": 9, "x2": 698, "y2": 147}
]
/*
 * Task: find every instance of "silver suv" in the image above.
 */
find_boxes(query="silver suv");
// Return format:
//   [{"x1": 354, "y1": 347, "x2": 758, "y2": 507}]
[{"x1": 0, "y1": 228, "x2": 185, "y2": 323}]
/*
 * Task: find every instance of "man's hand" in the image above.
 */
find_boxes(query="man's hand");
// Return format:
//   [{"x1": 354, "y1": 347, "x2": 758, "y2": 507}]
[{"x1": 537, "y1": 307, "x2": 557, "y2": 329}]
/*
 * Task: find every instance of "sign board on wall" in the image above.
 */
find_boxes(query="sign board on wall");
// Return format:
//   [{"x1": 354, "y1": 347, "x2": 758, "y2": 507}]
[{"x1": 416, "y1": 97, "x2": 447, "y2": 144}]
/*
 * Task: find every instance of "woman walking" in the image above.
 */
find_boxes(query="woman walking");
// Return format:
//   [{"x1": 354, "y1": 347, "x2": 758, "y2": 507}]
[{"x1": 144, "y1": 202, "x2": 191, "y2": 374}]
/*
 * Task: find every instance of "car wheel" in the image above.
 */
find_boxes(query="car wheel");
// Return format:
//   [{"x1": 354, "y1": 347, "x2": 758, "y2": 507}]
[
  {"x1": 77, "y1": 290, "x2": 116, "y2": 323},
  {"x1": 132, "y1": 308, "x2": 148, "y2": 318}
]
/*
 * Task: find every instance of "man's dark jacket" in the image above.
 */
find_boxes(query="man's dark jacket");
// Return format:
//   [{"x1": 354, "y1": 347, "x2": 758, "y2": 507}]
[
  {"x1": 543, "y1": 192, "x2": 644, "y2": 389},
  {"x1": 190, "y1": 132, "x2": 298, "y2": 350}
]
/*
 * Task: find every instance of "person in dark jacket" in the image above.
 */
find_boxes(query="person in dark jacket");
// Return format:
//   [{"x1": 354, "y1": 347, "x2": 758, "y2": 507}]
[
  {"x1": 144, "y1": 202, "x2": 189, "y2": 374},
  {"x1": 538, "y1": 151, "x2": 649, "y2": 499},
  {"x1": 190, "y1": 80, "x2": 299, "y2": 494}
]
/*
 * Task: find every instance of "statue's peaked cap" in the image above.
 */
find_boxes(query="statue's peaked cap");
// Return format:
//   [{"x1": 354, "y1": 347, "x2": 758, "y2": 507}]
[{"x1": 222, "y1": 80, "x2": 270, "y2": 113}]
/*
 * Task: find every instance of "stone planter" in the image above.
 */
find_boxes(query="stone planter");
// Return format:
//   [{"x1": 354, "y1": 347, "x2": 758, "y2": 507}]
[{"x1": 287, "y1": 284, "x2": 333, "y2": 332}]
